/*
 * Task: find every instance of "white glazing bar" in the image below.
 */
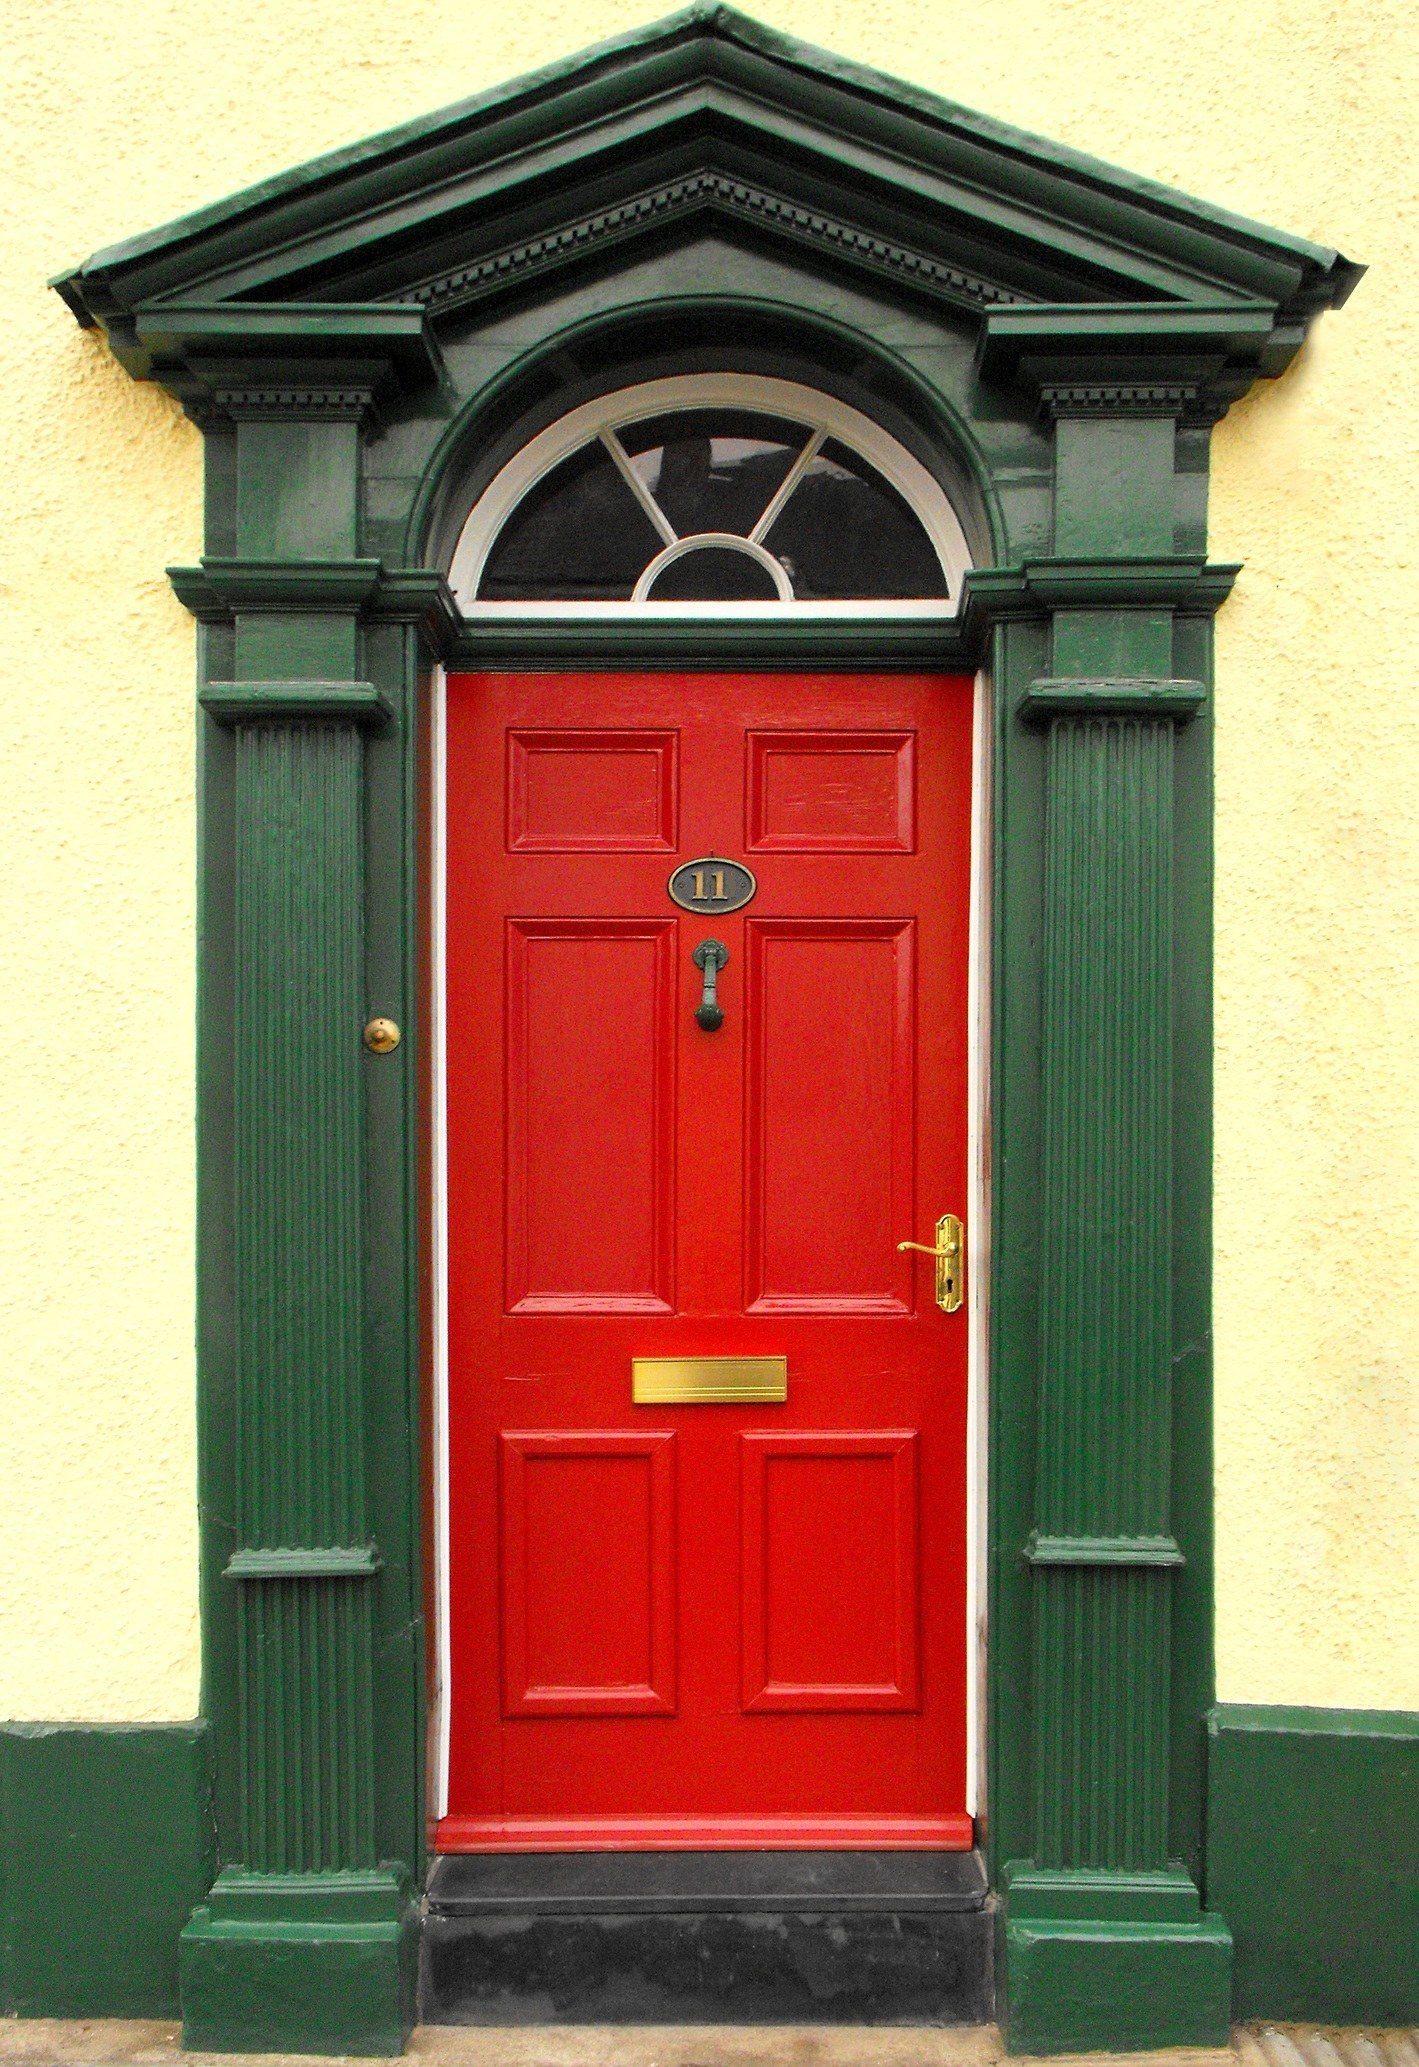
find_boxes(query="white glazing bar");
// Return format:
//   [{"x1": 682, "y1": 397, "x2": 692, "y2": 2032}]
[
  {"x1": 748, "y1": 425, "x2": 825, "y2": 543},
  {"x1": 600, "y1": 428, "x2": 678, "y2": 546}
]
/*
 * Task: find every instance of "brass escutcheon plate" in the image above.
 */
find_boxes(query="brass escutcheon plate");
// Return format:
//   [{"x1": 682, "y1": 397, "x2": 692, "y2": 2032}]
[{"x1": 632, "y1": 1356, "x2": 787, "y2": 1404}]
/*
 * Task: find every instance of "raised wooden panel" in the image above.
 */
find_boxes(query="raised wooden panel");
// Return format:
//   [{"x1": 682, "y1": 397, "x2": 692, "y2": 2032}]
[
  {"x1": 500, "y1": 1432, "x2": 677, "y2": 1715},
  {"x1": 744, "y1": 918, "x2": 915, "y2": 1312},
  {"x1": 746, "y1": 729, "x2": 915, "y2": 852},
  {"x1": 740, "y1": 1432, "x2": 919, "y2": 1712},
  {"x1": 507, "y1": 728, "x2": 677, "y2": 850},
  {"x1": 505, "y1": 919, "x2": 675, "y2": 1312}
]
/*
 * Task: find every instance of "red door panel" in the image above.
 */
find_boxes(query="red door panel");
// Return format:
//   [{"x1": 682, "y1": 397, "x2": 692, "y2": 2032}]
[
  {"x1": 507, "y1": 729, "x2": 679, "y2": 852},
  {"x1": 740, "y1": 1431, "x2": 919, "y2": 1712},
  {"x1": 745, "y1": 918, "x2": 915, "y2": 1312},
  {"x1": 499, "y1": 1431, "x2": 677, "y2": 1716},
  {"x1": 443, "y1": 671, "x2": 973, "y2": 1851},
  {"x1": 504, "y1": 918, "x2": 676, "y2": 1313},
  {"x1": 746, "y1": 729, "x2": 916, "y2": 852}
]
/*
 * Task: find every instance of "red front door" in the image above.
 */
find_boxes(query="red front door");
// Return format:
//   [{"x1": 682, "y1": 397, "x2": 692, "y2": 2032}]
[{"x1": 441, "y1": 671, "x2": 974, "y2": 1849}]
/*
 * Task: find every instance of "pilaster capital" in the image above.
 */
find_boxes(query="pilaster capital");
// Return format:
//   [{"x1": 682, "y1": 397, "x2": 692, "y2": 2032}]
[
  {"x1": 199, "y1": 679, "x2": 392, "y2": 726},
  {"x1": 1019, "y1": 676, "x2": 1206, "y2": 725}
]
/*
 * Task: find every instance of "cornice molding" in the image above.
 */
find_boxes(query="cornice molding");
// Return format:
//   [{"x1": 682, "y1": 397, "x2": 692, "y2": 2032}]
[
  {"x1": 366, "y1": 570, "x2": 463, "y2": 658},
  {"x1": 170, "y1": 556, "x2": 1235, "y2": 665},
  {"x1": 170, "y1": 558, "x2": 463, "y2": 660},
  {"x1": 52, "y1": 10, "x2": 1360, "y2": 382},
  {"x1": 963, "y1": 557, "x2": 1239, "y2": 639},
  {"x1": 407, "y1": 170, "x2": 1026, "y2": 321},
  {"x1": 444, "y1": 613, "x2": 976, "y2": 670},
  {"x1": 977, "y1": 303, "x2": 1296, "y2": 419},
  {"x1": 169, "y1": 558, "x2": 387, "y2": 619},
  {"x1": 97, "y1": 304, "x2": 443, "y2": 419}
]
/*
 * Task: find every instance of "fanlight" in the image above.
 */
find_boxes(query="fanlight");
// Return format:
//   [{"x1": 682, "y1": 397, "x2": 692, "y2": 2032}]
[{"x1": 449, "y1": 376, "x2": 972, "y2": 612}]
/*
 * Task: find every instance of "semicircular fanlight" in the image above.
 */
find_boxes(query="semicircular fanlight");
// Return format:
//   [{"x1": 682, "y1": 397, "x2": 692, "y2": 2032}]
[{"x1": 471, "y1": 389, "x2": 956, "y2": 607}]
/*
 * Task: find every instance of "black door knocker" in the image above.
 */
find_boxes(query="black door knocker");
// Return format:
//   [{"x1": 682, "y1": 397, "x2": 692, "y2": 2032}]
[{"x1": 692, "y1": 938, "x2": 729, "y2": 1031}]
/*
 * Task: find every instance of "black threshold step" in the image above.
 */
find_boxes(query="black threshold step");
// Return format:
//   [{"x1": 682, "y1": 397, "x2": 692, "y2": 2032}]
[{"x1": 421, "y1": 1851, "x2": 994, "y2": 2025}]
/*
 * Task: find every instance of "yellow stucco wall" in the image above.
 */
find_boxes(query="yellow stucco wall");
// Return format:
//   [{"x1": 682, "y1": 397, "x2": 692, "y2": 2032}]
[{"x1": 3, "y1": 0, "x2": 1415, "y2": 1719}]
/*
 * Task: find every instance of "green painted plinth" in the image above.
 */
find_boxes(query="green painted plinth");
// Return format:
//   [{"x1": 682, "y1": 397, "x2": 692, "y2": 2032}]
[
  {"x1": 180, "y1": 1871, "x2": 416, "y2": 2056},
  {"x1": 1002, "y1": 1912, "x2": 1233, "y2": 2054}
]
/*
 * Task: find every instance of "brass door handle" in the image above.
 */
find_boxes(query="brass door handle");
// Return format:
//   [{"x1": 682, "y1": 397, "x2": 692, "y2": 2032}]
[{"x1": 897, "y1": 1213, "x2": 964, "y2": 1312}]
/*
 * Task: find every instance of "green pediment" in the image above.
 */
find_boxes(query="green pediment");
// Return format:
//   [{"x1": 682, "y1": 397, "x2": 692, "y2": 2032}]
[{"x1": 53, "y1": 2, "x2": 1360, "y2": 407}]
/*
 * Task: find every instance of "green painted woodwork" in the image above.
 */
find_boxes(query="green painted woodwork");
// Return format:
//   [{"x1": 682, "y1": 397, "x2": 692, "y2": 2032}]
[
  {"x1": 990, "y1": 402, "x2": 1234, "y2": 2050},
  {"x1": 1051, "y1": 608, "x2": 1175, "y2": 677},
  {"x1": 225, "y1": 1544, "x2": 382, "y2": 1576},
  {"x1": 50, "y1": 5, "x2": 1363, "y2": 2053},
  {"x1": 200, "y1": 680, "x2": 392, "y2": 724},
  {"x1": 1019, "y1": 677, "x2": 1206, "y2": 722},
  {"x1": 1054, "y1": 419, "x2": 1177, "y2": 558},
  {"x1": 1003, "y1": 1910, "x2": 1233, "y2": 2055},
  {"x1": 52, "y1": 7, "x2": 1360, "y2": 342},
  {"x1": 182, "y1": 588, "x2": 419, "y2": 2045},
  {"x1": 181, "y1": 1869, "x2": 416, "y2": 2057},
  {"x1": 1207, "y1": 1704, "x2": 1419, "y2": 2024},
  {"x1": 1034, "y1": 705, "x2": 1179, "y2": 1868},
  {"x1": 0, "y1": 1724, "x2": 214, "y2": 2017},
  {"x1": 236, "y1": 422, "x2": 361, "y2": 561}
]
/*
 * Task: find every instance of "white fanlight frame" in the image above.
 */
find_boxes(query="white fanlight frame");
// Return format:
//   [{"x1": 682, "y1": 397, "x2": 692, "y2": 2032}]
[{"x1": 447, "y1": 373, "x2": 973, "y2": 616}]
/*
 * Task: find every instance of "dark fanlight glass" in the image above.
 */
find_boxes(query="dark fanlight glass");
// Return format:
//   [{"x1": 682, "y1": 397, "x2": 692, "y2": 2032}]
[
  {"x1": 645, "y1": 546, "x2": 783, "y2": 601},
  {"x1": 477, "y1": 409, "x2": 949, "y2": 602},
  {"x1": 479, "y1": 442, "x2": 665, "y2": 600},
  {"x1": 619, "y1": 411, "x2": 809, "y2": 538},
  {"x1": 763, "y1": 441, "x2": 948, "y2": 599}
]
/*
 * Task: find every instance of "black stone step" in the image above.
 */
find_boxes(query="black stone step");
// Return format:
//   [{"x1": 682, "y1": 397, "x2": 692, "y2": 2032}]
[{"x1": 421, "y1": 1851, "x2": 994, "y2": 2025}]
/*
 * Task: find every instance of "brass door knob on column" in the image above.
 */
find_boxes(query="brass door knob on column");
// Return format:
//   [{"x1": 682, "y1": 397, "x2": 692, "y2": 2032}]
[{"x1": 363, "y1": 1017, "x2": 401, "y2": 1053}]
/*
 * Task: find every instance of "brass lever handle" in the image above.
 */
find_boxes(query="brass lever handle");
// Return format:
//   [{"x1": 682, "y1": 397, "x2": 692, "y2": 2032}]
[{"x1": 897, "y1": 1213, "x2": 964, "y2": 1313}]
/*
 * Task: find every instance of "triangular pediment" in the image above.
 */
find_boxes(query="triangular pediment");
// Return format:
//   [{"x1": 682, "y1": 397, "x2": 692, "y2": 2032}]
[{"x1": 55, "y1": 3, "x2": 1359, "y2": 401}]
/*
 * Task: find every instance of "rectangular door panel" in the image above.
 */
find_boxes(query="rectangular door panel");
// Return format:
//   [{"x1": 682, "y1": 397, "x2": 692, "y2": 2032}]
[
  {"x1": 508, "y1": 728, "x2": 678, "y2": 851},
  {"x1": 505, "y1": 918, "x2": 675, "y2": 1312},
  {"x1": 500, "y1": 1431, "x2": 677, "y2": 1715},
  {"x1": 744, "y1": 918, "x2": 915, "y2": 1313},
  {"x1": 747, "y1": 729, "x2": 916, "y2": 852},
  {"x1": 741, "y1": 1431, "x2": 920, "y2": 1712}
]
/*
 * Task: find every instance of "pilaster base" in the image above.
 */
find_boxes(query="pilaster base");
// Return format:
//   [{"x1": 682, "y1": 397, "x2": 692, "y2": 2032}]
[
  {"x1": 180, "y1": 1868, "x2": 416, "y2": 2056},
  {"x1": 1000, "y1": 1867, "x2": 1232, "y2": 2053}
]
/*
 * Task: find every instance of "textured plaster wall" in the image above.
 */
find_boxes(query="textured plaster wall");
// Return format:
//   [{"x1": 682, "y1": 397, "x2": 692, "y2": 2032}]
[{"x1": 3, "y1": 0, "x2": 1414, "y2": 1717}]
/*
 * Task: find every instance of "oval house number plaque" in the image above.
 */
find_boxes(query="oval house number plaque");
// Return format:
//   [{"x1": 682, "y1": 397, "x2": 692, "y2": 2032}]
[{"x1": 667, "y1": 855, "x2": 758, "y2": 914}]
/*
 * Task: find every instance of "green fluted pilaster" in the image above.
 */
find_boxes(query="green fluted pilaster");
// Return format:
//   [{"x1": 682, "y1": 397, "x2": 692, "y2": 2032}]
[
  {"x1": 176, "y1": 403, "x2": 420, "y2": 2051},
  {"x1": 182, "y1": 704, "x2": 412, "y2": 2053},
  {"x1": 986, "y1": 392, "x2": 1234, "y2": 2052},
  {"x1": 1002, "y1": 668, "x2": 1231, "y2": 2051},
  {"x1": 234, "y1": 721, "x2": 366, "y2": 1557},
  {"x1": 1032, "y1": 711, "x2": 1175, "y2": 1873},
  {"x1": 232, "y1": 719, "x2": 373, "y2": 1877}
]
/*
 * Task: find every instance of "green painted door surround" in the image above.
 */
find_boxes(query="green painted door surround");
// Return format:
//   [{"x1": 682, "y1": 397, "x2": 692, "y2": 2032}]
[{"x1": 52, "y1": 7, "x2": 1360, "y2": 2053}]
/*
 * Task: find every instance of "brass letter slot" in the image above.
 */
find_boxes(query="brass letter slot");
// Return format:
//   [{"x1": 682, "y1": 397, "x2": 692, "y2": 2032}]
[{"x1": 632, "y1": 1356, "x2": 787, "y2": 1404}]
